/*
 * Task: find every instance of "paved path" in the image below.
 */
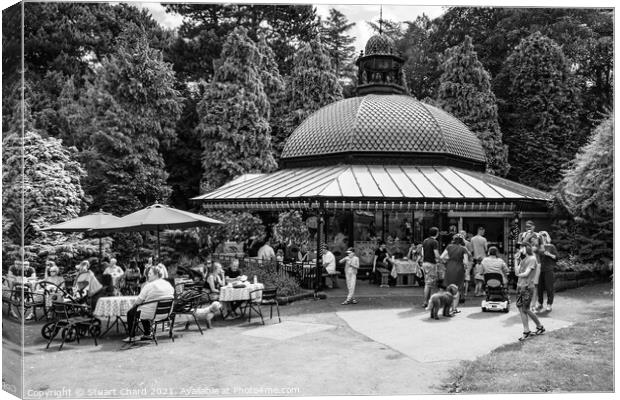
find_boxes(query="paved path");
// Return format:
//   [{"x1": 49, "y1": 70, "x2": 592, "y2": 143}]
[{"x1": 337, "y1": 306, "x2": 571, "y2": 363}]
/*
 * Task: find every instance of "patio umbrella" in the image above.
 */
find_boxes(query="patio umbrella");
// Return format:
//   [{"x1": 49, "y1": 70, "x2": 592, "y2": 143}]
[
  {"x1": 41, "y1": 210, "x2": 122, "y2": 259},
  {"x1": 93, "y1": 203, "x2": 224, "y2": 259}
]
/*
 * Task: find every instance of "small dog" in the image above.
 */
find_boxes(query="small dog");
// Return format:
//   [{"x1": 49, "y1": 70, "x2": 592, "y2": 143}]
[{"x1": 429, "y1": 284, "x2": 459, "y2": 320}]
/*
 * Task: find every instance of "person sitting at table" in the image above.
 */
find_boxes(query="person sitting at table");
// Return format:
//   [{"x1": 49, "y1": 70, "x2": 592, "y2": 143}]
[
  {"x1": 372, "y1": 241, "x2": 391, "y2": 285},
  {"x1": 123, "y1": 264, "x2": 174, "y2": 342},
  {"x1": 322, "y1": 244, "x2": 338, "y2": 289},
  {"x1": 298, "y1": 244, "x2": 310, "y2": 263},
  {"x1": 124, "y1": 260, "x2": 141, "y2": 281},
  {"x1": 73, "y1": 260, "x2": 104, "y2": 308},
  {"x1": 9, "y1": 260, "x2": 37, "y2": 288},
  {"x1": 225, "y1": 259, "x2": 242, "y2": 282},
  {"x1": 205, "y1": 263, "x2": 225, "y2": 299},
  {"x1": 276, "y1": 249, "x2": 284, "y2": 265},
  {"x1": 103, "y1": 258, "x2": 125, "y2": 295},
  {"x1": 43, "y1": 262, "x2": 65, "y2": 289}
]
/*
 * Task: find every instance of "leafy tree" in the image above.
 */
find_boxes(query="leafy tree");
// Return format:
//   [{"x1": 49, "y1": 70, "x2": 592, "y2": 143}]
[
  {"x1": 552, "y1": 117, "x2": 613, "y2": 264},
  {"x1": 196, "y1": 27, "x2": 277, "y2": 192},
  {"x1": 197, "y1": 211, "x2": 266, "y2": 253},
  {"x1": 2, "y1": 130, "x2": 87, "y2": 269},
  {"x1": 3, "y1": 2, "x2": 170, "y2": 135},
  {"x1": 59, "y1": 26, "x2": 183, "y2": 215},
  {"x1": 400, "y1": 15, "x2": 437, "y2": 100},
  {"x1": 436, "y1": 36, "x2": 509, "y2": 176},
  {"x1": 163, "y1": 4, "x2": 318, "y2": 80},
  {"x1": 495, "y1": 32, "x2": 581, "y2": 189},
  {"x1": 272, "y1": 211, "x2": 310, "y2": 249},
  {"x1": 428, "y1": 7, "x2": 613, "y2": 131},
  {"x1": 274, "y1": 38, "x2": 343, "y2": 159},
  {"x1": 320, "y1": 8, "x2": 356, "y2": 82}
]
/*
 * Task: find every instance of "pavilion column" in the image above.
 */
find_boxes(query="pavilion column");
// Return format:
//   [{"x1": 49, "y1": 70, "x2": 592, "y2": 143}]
[{"x1": 315, "y1": 204, "x2": 325, "y2": 293}]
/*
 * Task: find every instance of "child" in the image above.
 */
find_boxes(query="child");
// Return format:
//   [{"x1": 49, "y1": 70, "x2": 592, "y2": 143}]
[
  {"x1": 474, "y1": 260, "x2": 484, "y2": 296},
  {"x1": 339, "y1": 247, "x2": 360, "y2": 305}
]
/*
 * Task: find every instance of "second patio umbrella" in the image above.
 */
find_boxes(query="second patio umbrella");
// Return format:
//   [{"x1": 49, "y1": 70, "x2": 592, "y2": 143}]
[
  {"x1": 93, "y1": 203, "x2": 224, "y2": 259},
  {"x1": 41, "y1": 210, "x2": 122, "y2": 259}
]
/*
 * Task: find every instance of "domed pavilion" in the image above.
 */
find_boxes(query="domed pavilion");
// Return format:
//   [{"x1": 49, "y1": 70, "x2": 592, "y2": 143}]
[{"x1": 194, "y1": 33, "x2": 552, "y2": 273}]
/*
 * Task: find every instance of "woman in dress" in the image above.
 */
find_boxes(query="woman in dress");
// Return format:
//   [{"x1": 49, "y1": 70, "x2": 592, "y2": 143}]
[
  {"x1": 43, "y1": 262, "x2": 65, "y2": 289},
  {"x1": 73, "y1": 260, "x2": 104, "y2": 308},
  {"x1": 440, "y1": 235, "x2": 469, "y2": 313}
]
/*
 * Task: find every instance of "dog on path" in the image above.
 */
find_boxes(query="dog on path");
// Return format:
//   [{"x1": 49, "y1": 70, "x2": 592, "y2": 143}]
[{"x1": 429, "y1": 284, "x2": 459, "y2": 320}]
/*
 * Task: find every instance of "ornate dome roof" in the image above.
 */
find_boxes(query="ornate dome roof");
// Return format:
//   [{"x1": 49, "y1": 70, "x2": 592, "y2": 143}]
[
  {"x1": 365, "y1": 34, "x2": 396, "y2": 55},
  {"x1": 280, "y1": 94, "x2": 487, "y2": 169}
]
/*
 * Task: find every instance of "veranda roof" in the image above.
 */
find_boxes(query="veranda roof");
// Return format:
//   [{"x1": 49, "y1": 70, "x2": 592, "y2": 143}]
[{"x1": 193, "y1": 165, "x2": 552, "y2": 212}]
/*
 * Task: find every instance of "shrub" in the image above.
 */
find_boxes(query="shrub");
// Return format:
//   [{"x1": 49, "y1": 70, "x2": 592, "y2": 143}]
[
  {"x1": 556, "y1": 255, "x2": 606, "y2": 274},
  {"x1": 240, "y1": 263, "x2": 301, "y2": 297}
]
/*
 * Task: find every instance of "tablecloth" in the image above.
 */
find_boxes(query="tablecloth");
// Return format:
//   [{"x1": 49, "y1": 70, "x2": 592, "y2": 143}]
[
  {"x1": 390, "y1": 259, "x2": 420, "y2": 278},
  {"x1": 219, "y1": 283, "x2": 264, "y2": 302},
  {"x1": 94, "y1": 295, "x2": 139, "y2": 317}
]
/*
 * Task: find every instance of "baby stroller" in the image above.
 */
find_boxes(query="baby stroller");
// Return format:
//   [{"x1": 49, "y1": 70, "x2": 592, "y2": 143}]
[
  {"x1": 40, "y1": 284, "x2": 101, "y2": 351},
  {"x1": 481, "y1": 273, "x2": 509, "y2": 313}
]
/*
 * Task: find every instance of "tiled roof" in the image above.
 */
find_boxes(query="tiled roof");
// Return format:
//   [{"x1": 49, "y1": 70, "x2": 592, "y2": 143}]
[
  {"x1": 280, "y1": 94, "x2": 487, "y2": 164},
  {"x1": 193, "y1": 165, "x2": 551, "y2": 204},
  {"x1": 365, "y1": 34, "x2": 396, "y2": 55}
]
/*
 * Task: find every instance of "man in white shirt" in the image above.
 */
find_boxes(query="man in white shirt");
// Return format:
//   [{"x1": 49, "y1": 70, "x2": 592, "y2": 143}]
[
  {"x1": 470, "y1": 227, "x2": 488, "y2": 263},
  {"x1": 123, "y1": 264, "x2": 174, "y2": 342},
  {"x1": 321, "y1": 244, "x2": 338, "y2": 288},
  {"x1": 257, "y1": 239, "x2": 276, "y2": 262}
]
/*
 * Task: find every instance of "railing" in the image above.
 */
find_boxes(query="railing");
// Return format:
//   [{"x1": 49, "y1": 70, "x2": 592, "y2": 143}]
[{"x1": 211, "y1": 253, "x2": 320, "y2": 289}]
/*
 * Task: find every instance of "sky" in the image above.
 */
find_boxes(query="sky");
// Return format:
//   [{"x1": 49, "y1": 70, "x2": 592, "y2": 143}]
[{"x1": 136, "y1": 1, "x2": 445, "y2": 54}]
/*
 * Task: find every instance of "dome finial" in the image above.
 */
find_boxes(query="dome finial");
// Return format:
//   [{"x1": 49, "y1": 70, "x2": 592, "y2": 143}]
[{"x1": 379, "y1": 5, "x2": 383, "y2": 35}]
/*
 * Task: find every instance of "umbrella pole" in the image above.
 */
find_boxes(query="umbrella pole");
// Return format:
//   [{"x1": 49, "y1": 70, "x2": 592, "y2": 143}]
[{"x1": 157, "y1": 228, "x2": 160, "y2": 262}]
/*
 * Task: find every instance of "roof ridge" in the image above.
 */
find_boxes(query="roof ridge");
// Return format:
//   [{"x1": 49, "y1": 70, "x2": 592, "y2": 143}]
[{"x1": 346, "y1": 96, "x2": 367, "y2": 153}]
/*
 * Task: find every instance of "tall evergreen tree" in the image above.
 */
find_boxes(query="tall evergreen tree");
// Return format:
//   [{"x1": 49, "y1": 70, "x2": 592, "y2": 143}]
[
  {"x1": 59, "y1": 26, "x2": 182, "y2": 215},
  {"x1": 196, "y1": 27, "x2": 277, "y2": 192},
  {"x1": 320, "y1": 8, "x2": 356, "y2": 82},
  {"x1": 495, "y1": 32, "x2": 581, "y2": 190},
  {"x1": 401, "y1": 15, "x2": 436, "y2": 101},
  {"x1": 274, "y1": 38, "x2": 343, "y2": 159},
  {"x1": 436, "y1": 36, "x2": 509, "y2": 176},
  {"x1": 553, "y1": 117, "x2": 613, "y2": 263}
]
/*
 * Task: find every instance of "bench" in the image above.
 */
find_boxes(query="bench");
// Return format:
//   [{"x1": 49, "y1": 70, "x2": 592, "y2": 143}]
[{"x1": 376, "y1": 268, "x2": 390, "y2": 288}]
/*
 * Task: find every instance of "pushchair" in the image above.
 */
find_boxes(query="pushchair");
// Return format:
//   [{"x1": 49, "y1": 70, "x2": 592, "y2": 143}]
[
  {"x1": 40, "y1": 283, "x2": 101, "y2": 351},
  {"x1": 480, "y1": 273, "x2": 509, "y2": 313}
]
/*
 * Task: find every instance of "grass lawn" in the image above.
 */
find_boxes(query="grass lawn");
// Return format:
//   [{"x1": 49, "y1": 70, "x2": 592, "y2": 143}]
[{"x1": 441, "y1": 314, "x2": 614, "y2": 393}]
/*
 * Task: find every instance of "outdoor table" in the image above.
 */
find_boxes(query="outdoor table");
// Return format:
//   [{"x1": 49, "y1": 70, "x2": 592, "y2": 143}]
[
  {"x1": 219, "y1": 283, "x2": 264, "y2": 319},
  {"x1": 94, "y1": 295, "x2": 139, "y2": 336},
  {"x1": 389, "y1": 259, "x2": 420, "y2": 286}
]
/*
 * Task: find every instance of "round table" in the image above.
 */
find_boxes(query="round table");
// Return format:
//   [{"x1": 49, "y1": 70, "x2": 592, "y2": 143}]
[{"x1": 94, "y1": 295, "x2": 139, "y2": 317}]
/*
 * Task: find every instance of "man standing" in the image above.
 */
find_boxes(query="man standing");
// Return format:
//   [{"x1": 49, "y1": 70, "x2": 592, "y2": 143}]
[
  {"x1": 421, "y1": 227, "x2": 441, "y2": 308},
  {"x1": 339, "y1": 247, "x2": 359, "y2": 305},
  {"x1": 257, "y1": 238, "x2": 276, "y2": 262},
  {"x1": 322, "y1": 244, "x2": 338, "y2": 289},
  {"x1": 460, "y1": 230, "x2": 474, "y2": 299}
]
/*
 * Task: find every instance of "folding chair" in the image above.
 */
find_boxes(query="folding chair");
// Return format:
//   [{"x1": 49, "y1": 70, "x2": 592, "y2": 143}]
[{"x1": 173, "y1": 290, "x2": 204, "y2": 333}]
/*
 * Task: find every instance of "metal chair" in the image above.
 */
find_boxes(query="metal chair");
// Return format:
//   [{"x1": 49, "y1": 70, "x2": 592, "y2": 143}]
[
  {"x1": 43, "y1": 301, "x2": 101, "y2": 351},
  {"x1": 244, "y1": 287, "x2": 280, "y2": 325},
  {"x1": 131, "y1": 298, "x2": 175, "y2": 345},
  {"x1": 10, "y1": 283, "x2": 46, "y2": 321},
  {"x1": 173, "y1": 290, "x2": 204, "y2": 333}
]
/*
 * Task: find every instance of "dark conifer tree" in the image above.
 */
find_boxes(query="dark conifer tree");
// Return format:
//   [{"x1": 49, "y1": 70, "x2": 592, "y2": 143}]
[
  {"x1": 437, "y1": 36, "x2": 509, "y2": 176},
  {"x1": 495, "y1": 32, "x2": 581, "y2": 189},
  {"x1": 196, "y1": 27, "x2": 277, "y2": 192}
]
